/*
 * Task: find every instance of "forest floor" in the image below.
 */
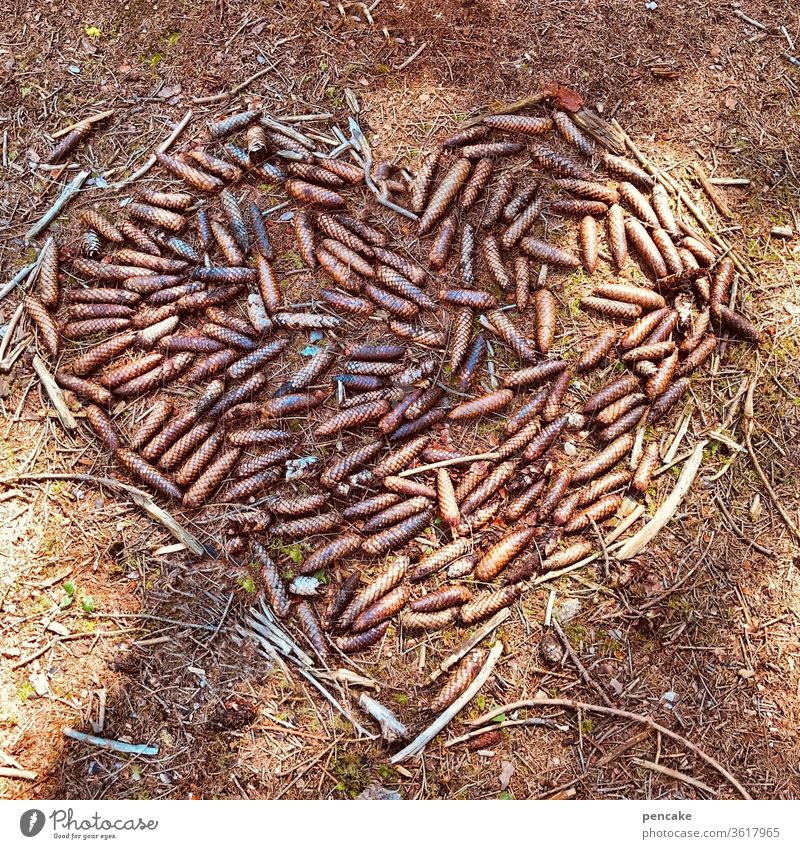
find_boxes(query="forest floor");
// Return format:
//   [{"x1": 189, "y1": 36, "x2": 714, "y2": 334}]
[{"x1": 0, "y1": 0, "x2": 799, "y2": 800}]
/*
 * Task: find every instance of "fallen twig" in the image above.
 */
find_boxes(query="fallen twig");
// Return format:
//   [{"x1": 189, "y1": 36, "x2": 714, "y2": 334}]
[
  {"x1": 398, "y1": 451, "x2": 500, "y2": 477},
  {"x1": 242, "y1": 599, "x2": 377, "y2": 739},
  {"x1": 62, "y1": 727, "x2": 158, "y2": 756},
  {"x1": 51, "y1": 110, "x2": 114, "y2": 140},
  {"x1": 192, "y1": 65, "x2": 276, "y2": 105},
  {"x1": 32, "y1": 355, "x2": 77, "y2": 430},
  {"x1": 0, "y1": 302, "x2": 24, "y2": 364},
  {"x1": 349, "y1": 118, "x2": 418, "y2": 220},
  {"x1": 692, "y1": 164, "x2": 733, "y2": 219},
  {"x1": 0, "y1": 767, "x2": 38, "y2": 780},
  {"x1": 616, "y1": 440, "x2": 708, "y2": 559},
  {"x1": 632, "y1": 757, "x2": 716, "y2": 795},
  {"x1": 12, "y1": 630, "x2": 132, "y2": 670},
  {"x1": 712, "y1": 492, "x2": 773, "y2": 556},
  {"x1": 278, "y1": 112, "x2": 335, "y2": 123},
  {"x1": 570, "y1": 107, "x2": 626, "y2": 155},
  {"x1": 261, "y1": 115, "x2": 316, "y2": 149},
  {"x1": 782, "y1": 52, "x2": 800, "y2": 70},
  {"x1": 429, "y1": 607, "x2": 509, "y2": 682},
  {"x1": 552, "y1": 617, "x2": 614, "y2": 707},
  {"x1": 26, "y1": 170, "x2": 90, "y2": 241},
  {"x1": 0, "y1": 263, "x2": 36, "y2": 302},
  {"x1": 114, "y1": 110, "x2": 193, "y2": 189},
  {"x1": 468, "y1": 697, "x2": 751, "y2": 799},
  {"x1": 392, "y1": 640, "x2": 503, "y2": 763},
  {"x1": 445, "y1": 716, "x2": 568, "y2": 748},
  {"x1": 603, "y1": 503, "x2": 645, "y2": 545},
  {"x1": 396, "y1": 42, "x2": 427, "y2": 71},
  {"x1": 731, "y1": 9, "x2": 768, "y2": 31},
  {"x1": 0, "y1": 472, "x2": 206, "y2": 554}
]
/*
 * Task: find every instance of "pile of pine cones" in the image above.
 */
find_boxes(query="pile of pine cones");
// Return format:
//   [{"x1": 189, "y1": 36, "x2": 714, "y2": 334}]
[{"x1": 21, "y1": 101, "x2": 760, "y2": 678}]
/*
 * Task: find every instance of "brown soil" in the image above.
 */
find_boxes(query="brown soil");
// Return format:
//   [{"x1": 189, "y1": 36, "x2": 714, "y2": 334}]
[{"x1": 1, "y1": 0, "x2": 799, "y2": 800}]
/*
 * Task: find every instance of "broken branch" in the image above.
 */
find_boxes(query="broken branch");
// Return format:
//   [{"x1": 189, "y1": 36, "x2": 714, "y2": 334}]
[{"x1": 468, "y1": 697, "x2": 751, "y2": 799}]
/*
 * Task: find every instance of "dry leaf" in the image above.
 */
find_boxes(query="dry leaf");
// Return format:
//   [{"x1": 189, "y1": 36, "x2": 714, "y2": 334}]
[
  {"x1": 710, "y1": 45, "x2": 721, "y2": 59},
  {"x1": 159, "y1": 83, "x2": 182, "y2": 100},
  {"x1": 499, "y1": 760, "x2": 514, "y2": 790},
  {"x1": 749, "y1": 493, "x2": 762, "y2": 522},
  {"x1": 541, "y1": 82, "x2": 584, "y2": 112},
  {"x1": 724, "y1": 95, "x2": 737, "y2": 110}
]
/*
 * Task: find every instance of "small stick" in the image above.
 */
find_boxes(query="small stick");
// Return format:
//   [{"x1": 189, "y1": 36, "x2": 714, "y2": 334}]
[
  {"x1": 348, "y1": 121, "x2": 419, "y2": 220},
  {"x1": 743, "y1": 378, "x2": 800, "y2": 541},
  {"x1": 396, "y1": 42, "x2": 427, "y2": 71},
  {"x1": 429, "y1": 608, "x2": 509, "y2": 682},
  {"x1": 50, "y1": 109, "x2": 114, "y2": 139},
  {"x1": 732, "y1": 9, "x2": 768, "y2": 30},
  {"x1": 0, "y1": 263, "x2": 35, "y2": 302},
  {"x1": 782, "y1": 53, "x2": 800, "y2": 70},
  {"x1": 244, "y1": 601, "x2": 376, "y2": 739},
  {"x1": 632, "y1": 757, "x2": 716, "y2": 795},
  {"x1": 692, "y1": 164, "x2": 733, "y2": 219},
  {"x1": 26, "y1": 169, "x2": 90, "y2": 240},
  {"x1": 445, "y1": 716, "x2": 567, "y2": 747},
  {"x1": 616, "y1": 440, "x2": 708, "y2": 559},
  {"x1": 261, "y1": 115, "x2": 316, "y2": 148},
  {"x1": 114, "y1": 110, "x2": 193, "y2": 188},
  {"x1": 191, "y1": 65, "x2": 276, "y2": 105},
  {"x1": 663, "y1": 412, "x2": 691, "y2": 464},
  {"x1": 532, "y1": 553, "x2": 600, "y2": 586},
  {"x1": 4, "y1": 236, "x2": 52, "y2": 308},
  {"x1": 295, "y1": 665, "x2": 376, "y2": 739},
  {"x1": 0, "y1": 302, "x2": 24, "y2": 363},
  {"x1": 359, "y1": 693, "x2": 409, "y2": 743},
  {"x1": 391, "y1": 640, "x2": 504, "y2": 763},
  {"x1": 468, "y1": 697, "x2": 751, "y2": 799},
  {"x1": 398, "y1": 451, "x2": 501, "y2": 477},
  {"x1": 277, "y1": 112, "x2": 335, "y2": 123},
  {"x1": 32, "y1": 355, "x2": 77, "y2": 430},
  {"x1": 569, "y1": 107, "x2": 627, "y2": 155},
  {"x1": 63, "y1": 727, "x2": 158, "y2": 756},
  {"x1": 0, "y1": 472, "x2": 205, "y2": 554},
  {"x1": 712, "y1": 493, "x2": 773, "y2": 556},
  {"x1": 0, "y1": 767, "x2": 38, "y2": 780},
  {"x1": 320, "y1": 668, "x2": 380, "y2": 690},
  {"x1": 710, "y1": 177, "x2": 750, "y2": 187},
  {"x1": 544, "y1": 589, "x2": 556, "y2": 627},
  {"x1": 602, "y1": 502, "x2": 645, "y2": 545}
]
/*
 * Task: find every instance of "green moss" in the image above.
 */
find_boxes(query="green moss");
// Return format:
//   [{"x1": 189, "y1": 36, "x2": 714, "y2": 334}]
[
  {"x1": 238, "y1": 575, "x2": 256, "y2": 593},
  {"x1": 667, "y1": 594, "x2": 691, "y2": 620},
  {"x1": 17, "y1": 682, "x2": 35, "y2": 701},
  {"x1": 563, "y1": 622, "x2": 587, "y2": 647},
  {"x1": 330, "y1": 750, "x2": 370, "y2": 799},
  {"x1": 281, "y1": 249, "x2": 305, "y2": 270}
]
